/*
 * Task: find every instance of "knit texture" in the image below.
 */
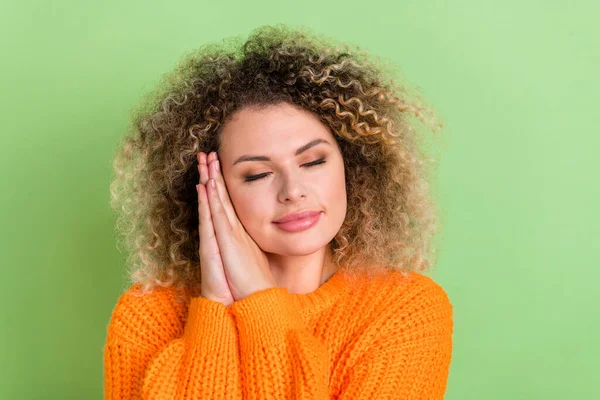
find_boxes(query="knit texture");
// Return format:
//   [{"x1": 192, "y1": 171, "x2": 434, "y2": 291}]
[{"x1": 103, "y1": 269, "x2": 454, "y2": 399}]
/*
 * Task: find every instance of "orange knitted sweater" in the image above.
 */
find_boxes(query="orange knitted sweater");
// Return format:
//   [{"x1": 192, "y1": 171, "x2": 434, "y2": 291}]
[{"x1": 103, "y1": 269, "x2": 454, "y2": 399}]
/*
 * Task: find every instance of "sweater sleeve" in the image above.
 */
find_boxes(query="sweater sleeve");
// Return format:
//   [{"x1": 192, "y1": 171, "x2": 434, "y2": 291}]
[
  {"x1": 103, "y1": 294, "x2": 243, "y2": 399},
  {"x1": 336, "y1": 279, "x2": 454, "y2": 399},
  {"x1": 229, "y1": 287, "x2": 330, "y2": 400}
]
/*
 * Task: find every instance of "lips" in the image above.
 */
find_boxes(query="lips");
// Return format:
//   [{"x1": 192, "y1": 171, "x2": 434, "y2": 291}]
[{"x1": 273, "y1": 210, "x2": 321, "y2": 224}]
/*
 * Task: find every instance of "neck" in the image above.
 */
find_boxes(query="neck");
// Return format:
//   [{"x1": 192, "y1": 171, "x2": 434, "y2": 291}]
[{"x1": 267, "y1": 245, "x2": 338, "y2": 294}]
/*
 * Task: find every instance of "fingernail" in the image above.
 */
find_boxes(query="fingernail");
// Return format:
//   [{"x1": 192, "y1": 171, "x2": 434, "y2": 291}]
[
  {"x1": 196, "y1": 184, "x2": 199, "y2": 193},
  {"x1": 216, "y1": 160, "x2": 220, "y2": 172}
]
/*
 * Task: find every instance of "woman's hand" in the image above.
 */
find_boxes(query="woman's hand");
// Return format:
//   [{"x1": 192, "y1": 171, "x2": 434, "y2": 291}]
[
  {"x1": 197, "y1": 151, "x2": 235, "y2": 306},
  {"x1": 197, "y1": 151, "x2": 277, "y2": 304}
]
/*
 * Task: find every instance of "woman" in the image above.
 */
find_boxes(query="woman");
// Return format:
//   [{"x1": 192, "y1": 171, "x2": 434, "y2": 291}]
[{"x1": 104, "y1": 24, "x2": 453, "y2": 399}]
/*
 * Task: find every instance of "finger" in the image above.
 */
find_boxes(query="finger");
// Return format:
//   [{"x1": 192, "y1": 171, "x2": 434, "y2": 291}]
[
  {"x1": 208, "y1": 157, "x2": 241, "y2": 228},
  {"x1": 197, "y1": 152, "x2": 210, "y2": 185},
  {"x1": 206, "y1": 175, "x2": 234, "y2": 249},
  {"x1": 197, "y1": 182, "x2": 222, "y2": 262}
]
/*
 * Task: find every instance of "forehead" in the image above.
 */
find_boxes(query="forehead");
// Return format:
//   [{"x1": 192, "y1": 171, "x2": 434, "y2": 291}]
[{"x1": 219, "y1": 103, "x2": 332, "y2": 151}]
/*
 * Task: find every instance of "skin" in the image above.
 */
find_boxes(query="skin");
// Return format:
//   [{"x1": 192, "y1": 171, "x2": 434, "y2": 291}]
[{"x1": 199, "y1": 102, "x2": 347, "y2": 296}]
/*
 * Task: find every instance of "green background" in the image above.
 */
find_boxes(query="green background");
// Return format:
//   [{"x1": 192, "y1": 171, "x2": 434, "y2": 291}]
[{"x1": 2, "y1": 1, "x2": 598, "y2": 398}]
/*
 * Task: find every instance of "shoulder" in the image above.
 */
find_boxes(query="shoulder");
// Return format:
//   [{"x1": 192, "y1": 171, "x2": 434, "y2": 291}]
[
  {"x1": 349, "y1": 269, "x2": 453, "y2": 330},
  {"x1": 388, "y1": 270, "x2": 452, "y2": 318},
  {"x1": 390, "y1": 270, "x2": 453, "y2": 309},
  {"x1": 105, "y1": 283, "x2": 188, "y2": 349},
  {"x1": 334, "y1": 270, "x2": 453, "y2": 367},
  {"x1": 352, "y1": 269, "x2": 452, "y2": 304}
]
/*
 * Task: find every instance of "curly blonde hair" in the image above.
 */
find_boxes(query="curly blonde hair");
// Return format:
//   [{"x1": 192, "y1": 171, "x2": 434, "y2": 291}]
[{"x1": 109, "y1": 24, "x2": 445, "y2": 303}]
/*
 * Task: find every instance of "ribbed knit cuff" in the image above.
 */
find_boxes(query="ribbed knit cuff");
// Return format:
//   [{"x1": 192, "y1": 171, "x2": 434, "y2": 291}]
[
  {"x1": 183, "y1": 296, "x2": 237, "y2": 349},
  {"x1": 230, "y1": 287, "x2": 303, "y2": 348}
]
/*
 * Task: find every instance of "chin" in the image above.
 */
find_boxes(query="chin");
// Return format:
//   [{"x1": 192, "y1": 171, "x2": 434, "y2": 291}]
[
  {"x1": 260, "y1": 229, "x2": 337, "y2": 256},
  {"x1": 273, "y1": 243, "x2": 327, "y2": 256}
]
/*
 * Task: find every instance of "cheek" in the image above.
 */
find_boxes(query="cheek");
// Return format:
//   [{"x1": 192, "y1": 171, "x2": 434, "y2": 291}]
[
  {"x1": 322, "y1": 162, "x2": 347, "y2": 204},
  {"x1": 223, "y1": 177, "x2": 260, "y2": 224},
  {"x1": 229, "y1": 191, "x2": 267, "y2": 226}
]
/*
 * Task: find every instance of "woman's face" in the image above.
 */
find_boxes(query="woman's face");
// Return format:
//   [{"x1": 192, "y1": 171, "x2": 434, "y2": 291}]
[{"x1": 217, "y1": 102, "x2": 347, "y2": 257}]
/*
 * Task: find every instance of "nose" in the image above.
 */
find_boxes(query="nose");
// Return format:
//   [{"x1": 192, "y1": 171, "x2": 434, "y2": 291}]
[{"x1": 277, "y1": 171, "x2": 307, "y2": 203}]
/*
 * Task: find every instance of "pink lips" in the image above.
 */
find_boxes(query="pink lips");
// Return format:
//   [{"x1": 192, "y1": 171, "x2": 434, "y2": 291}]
[
  {"x1": 273, "y1": 211, "x2": 322, "y2": 232},
  {"x1": 273, "y1": 210, "x2": 321, "y2": 224}
]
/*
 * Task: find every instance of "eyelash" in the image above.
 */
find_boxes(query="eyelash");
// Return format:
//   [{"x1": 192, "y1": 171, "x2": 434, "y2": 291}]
[{"x1": 244, "y1": 158, "x2": 327, "y2": 183}]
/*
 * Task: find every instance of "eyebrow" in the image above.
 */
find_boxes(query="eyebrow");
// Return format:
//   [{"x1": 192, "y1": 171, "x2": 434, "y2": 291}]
[{"x1": 232, "y1": 138, "x2": 331, "y2": 166}]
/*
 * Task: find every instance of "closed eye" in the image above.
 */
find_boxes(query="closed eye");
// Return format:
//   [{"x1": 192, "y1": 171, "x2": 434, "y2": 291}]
[{"x1": 244, "y1": 158, "x2": 327, "y2": 183}]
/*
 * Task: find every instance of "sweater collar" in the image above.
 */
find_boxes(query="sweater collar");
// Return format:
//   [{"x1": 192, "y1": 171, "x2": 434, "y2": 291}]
[{"x1": 289, "y1": 267, "x2": 351, "y2": 317}]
